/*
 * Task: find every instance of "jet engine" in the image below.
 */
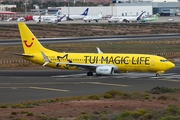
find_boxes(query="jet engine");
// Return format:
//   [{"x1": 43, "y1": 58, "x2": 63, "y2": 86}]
[{"x1": 96, "y1": 66, "x2": 114, "y2": 75}]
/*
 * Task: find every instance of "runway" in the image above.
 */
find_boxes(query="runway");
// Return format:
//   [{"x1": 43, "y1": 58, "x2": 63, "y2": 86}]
[{"x1": 0, "y1": 65, "x2": 180, "y2": 104}]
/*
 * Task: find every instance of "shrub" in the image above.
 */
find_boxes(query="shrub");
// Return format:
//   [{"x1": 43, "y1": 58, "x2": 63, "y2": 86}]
[
  {"x1": 157, "y1": 96, "x2": 169, "y2": 100},
  {"x1": 161, "y1": 115, "x2": 180, "y2": 120},
  {"x1": 49, "y1": 116, "x2": 58, "y2": 120},
  {"x1": 11, "y1": 112, "x2": 17, "y2": 115},
  {"x1": 87, "y1": 95, "x2": 100, "y2": 100},
  {"x1": 103, "y1": 93, "x2": 112, "y2": 99},
  {"x1": 119, "y1": 110, "x2": 132, "y2": 118},
  {"x1": 0, "y1": 103, "x2": 8, "y2": 108},
  {"x1": 104, "y1": 89, "x2": 122, "y2": 98},
  {"x1": 166, "y1": 104, "x2": 180, "y2": 115},
  {"x1": 150, "y1": 86, "x2": 175, "y2": 94},
  {"x1": 27, "y1": 112, "x2": 34, "y2": 116},
  {"x1": 38, "y1": 114, "x2": 47, "y2": 120}
]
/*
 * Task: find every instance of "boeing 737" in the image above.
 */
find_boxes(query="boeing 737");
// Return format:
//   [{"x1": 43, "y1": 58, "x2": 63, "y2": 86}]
[
  {"x1": 66, "y1": 8, "x2": 89, "y2": 20},
  {"x1": 17, "y1": 22, "x2": 175, "y2": 76},
  {"x1": 33, "y1": 9, "x2": 61, "y2": 23},
  {"x1": 140, "y1": 13, "x2": 159, "y2": 22},
  {"x1": 83, "y1": 10, "x2": 103, "y2": 22},
  {"x1": 108, "y1": 11, "x2": 146, "y2": 23}
]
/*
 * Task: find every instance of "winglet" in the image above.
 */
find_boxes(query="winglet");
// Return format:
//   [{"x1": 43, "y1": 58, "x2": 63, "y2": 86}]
[
  {"x1": 41, "y1": 51, "x2": 50, "y2": 66},
  {"x1": 97, "y1": 47, "x2": 103, "y2": 54}
]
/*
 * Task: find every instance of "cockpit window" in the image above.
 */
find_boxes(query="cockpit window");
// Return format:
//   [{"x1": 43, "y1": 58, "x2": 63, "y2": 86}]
[{"x1": 160, "y1": 60, "x2": 168, "y2": 62}]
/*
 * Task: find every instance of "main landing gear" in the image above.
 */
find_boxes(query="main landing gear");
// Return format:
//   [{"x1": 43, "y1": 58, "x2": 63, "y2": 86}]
[
  {"x1": 87, "y1": 71, "x2": 93, "y2": 76},
  {"x1": 156, "y1": 73, "x2": 160, "y2": 77}
]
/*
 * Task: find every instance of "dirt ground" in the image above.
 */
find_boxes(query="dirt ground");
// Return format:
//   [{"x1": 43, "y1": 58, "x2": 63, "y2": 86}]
[{"x1": 0, "y1": 91, "x2": 180, "y2": 120}]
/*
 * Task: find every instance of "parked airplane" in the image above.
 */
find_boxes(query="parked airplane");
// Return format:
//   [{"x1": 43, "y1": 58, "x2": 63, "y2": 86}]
[
  {"x1": 83, "y1": 10, "x2": 103, "y2": 22},
  {"x1": 108, "y1": 11, "x2": 146, "y2": 23},
  {"x1": 44, "y1": 15, "x2": 66, "y2": 23},
  {"x1": 66, "y1": 8, "x2": 89, "y2": 20},
  {"x1": 17, "y1": 22, "x2": 175, "y2": 76},
  {"x1": 33, "y1": 9, "x2": 61, "y2": 23},
  {"x1": 140, "y1": 13, "x2": 159, "y2": 22}
]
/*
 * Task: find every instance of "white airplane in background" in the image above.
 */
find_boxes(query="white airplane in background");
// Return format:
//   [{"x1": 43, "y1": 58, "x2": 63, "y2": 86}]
[
  {"x1": 66, "y1": 8, "x2": 89, "y2": 20},
  {"x1": 83, "y1": 10, "x2": 103, "y2": 22},
  {"x1": 44, "y1": 15, "x2": 66, "y2": 24},
  {"x1": 108, "y1": 11, "x2": 146, "y2": 23},
  {"x1": 33, "y1": 9, "x2": 61, "y2": 23}
]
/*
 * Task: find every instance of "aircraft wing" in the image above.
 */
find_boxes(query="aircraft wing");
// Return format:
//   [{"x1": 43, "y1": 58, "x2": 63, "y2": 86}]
[
  {"x1": 56, "y1": 62, "x2": 117, "y2": 71},
  {"x1": 56, "y1": 62, "x2": 98, "y2": 70}
]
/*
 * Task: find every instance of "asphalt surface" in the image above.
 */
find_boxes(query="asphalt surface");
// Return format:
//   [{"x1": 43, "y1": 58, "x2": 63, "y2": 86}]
[{"x1": 0, "y1": 65, "x2": 180, "y2": 104}]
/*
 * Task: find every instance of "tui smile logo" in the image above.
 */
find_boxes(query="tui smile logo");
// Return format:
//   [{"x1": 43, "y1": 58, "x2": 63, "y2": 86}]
[{"x1": 23, "y1": 38, "x2": 34, "y2": 48}]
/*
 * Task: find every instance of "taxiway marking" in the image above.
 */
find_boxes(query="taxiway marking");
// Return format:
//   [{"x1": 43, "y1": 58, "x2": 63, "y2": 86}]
[
  {"x1": 81, "y1": 82, "x2": 129, "y2": 87},
  {"x1": 29, "y1": 87, "x2": 69, "y2": 92}
]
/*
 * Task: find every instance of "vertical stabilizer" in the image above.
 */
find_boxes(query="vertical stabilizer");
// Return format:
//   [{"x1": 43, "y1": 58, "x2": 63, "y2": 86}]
[
  {"x1": 81, "y1": 8, "x2": 89, "y2": 16},
  {"x1": 18, "y1": 22, "x2": 46, "y2": 54},
  {"x1": 137, "y1": 11, "x2": 146, "y2": 21}
]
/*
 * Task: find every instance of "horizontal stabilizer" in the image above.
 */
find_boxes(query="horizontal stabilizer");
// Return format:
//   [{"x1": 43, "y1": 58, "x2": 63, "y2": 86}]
[
  {"x1": 6, "y1": 52, "x2": 33, "y2": 57},
  {"x1": 41, "y1": 51, "x2": 51, "y2": 66}
]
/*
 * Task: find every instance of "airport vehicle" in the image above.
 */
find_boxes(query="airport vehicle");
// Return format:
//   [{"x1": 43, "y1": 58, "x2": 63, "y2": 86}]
[
  {"x1": 83, "y1": 10, "x2": 103, "y2": 22},
  {"x1": 108, "y1": 16, "x2": 119, "y2": 23},
  {"x1": 109, "y1": 11, "x2": 146, "y2": 23},
  {"x1": 66, "y1": 8, "x2": 89, "y2": 20},
  {"x1": 140, "y1": 13, "x2": 159, "y2": 22},
  {"x1": 33, "y1": 9, "x2": 61, "y2": 23},
  {"x1": 17, "y1": 22, "x2": 175, "y2": 76},
  {"x1": 25, "y1": 15, "x2": 33, "y2": 21}
]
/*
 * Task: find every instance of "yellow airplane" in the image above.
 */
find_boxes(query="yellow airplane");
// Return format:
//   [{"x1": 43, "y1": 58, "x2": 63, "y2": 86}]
[{"x1": 18, "y1": 22, "x2": 175, "y2": 76}]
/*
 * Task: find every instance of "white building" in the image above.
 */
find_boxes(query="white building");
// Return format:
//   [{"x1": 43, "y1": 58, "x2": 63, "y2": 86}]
[{"x1": 0, "y1": 4, "x2": 16, "y2": 11}]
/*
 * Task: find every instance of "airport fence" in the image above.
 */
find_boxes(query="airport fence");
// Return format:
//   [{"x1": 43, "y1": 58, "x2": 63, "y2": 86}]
[{"x1": 0, "y1": 59, "x2": 29, "y2": 65}]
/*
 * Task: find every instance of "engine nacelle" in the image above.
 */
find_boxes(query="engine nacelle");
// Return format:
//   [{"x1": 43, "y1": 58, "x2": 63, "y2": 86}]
[{"x1": 96, "y1": 66, "x2": 114, "y2": 75}]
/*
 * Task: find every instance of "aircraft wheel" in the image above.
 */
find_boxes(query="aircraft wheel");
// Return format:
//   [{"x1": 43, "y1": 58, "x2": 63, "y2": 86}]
[
  {"x1": 156, "y1": 73, "x2": 160, "y2": 76},
  {"x1": 87, "y1": 71, "x2": 93, "y2": 76}
]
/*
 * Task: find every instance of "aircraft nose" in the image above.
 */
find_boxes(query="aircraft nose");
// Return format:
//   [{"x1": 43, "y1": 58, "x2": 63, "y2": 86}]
[{"x1": 167, "y1": 62, "x2": 175, "y2": 70}]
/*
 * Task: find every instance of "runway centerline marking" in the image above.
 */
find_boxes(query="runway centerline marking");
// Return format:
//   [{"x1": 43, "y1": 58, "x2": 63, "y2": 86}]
[
  {"x1": 80, "y1": 82, "x2": 129, "y2": 87},
  {"x1": 29, "y1": 87, "x2": 69, "y2": 92}
]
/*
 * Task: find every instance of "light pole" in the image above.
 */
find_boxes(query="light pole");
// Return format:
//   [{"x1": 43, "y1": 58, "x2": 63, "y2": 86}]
[
  {"x1": 24, "y1": 2, "x2": 27, "y2": 17},
  {"x1": 68, "y1": 0, "x2": 69, "y2": 15}
]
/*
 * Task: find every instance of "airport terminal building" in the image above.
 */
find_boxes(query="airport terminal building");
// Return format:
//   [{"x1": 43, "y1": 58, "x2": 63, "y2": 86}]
[{"x1": 30, "y1": 0, "x2": 180, "y2": 17}]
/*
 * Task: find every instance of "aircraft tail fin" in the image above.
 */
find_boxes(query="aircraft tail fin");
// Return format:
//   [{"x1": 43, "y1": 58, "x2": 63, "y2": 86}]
[
  {"x1": 81, "y1": 8, "x2": 89, "y2": 16},
  {"x1": 98, "y1": 10, "x2": 103, "y2": 18},
  {"x1": 58, "y1": 15, "x2": 66, "y2": 22},
  {"x1": 154, "y1": 13, "x2": 159, "y2": 18},
  {"x1": 54, "y1": 9, "x2": 61, "y2": 16},
  {"x1": 137, "y1": 11, "x2": 146, "y2": 21},
  {"x1": 18, "y1": 22, "x2": 47, "y2": 54}
]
